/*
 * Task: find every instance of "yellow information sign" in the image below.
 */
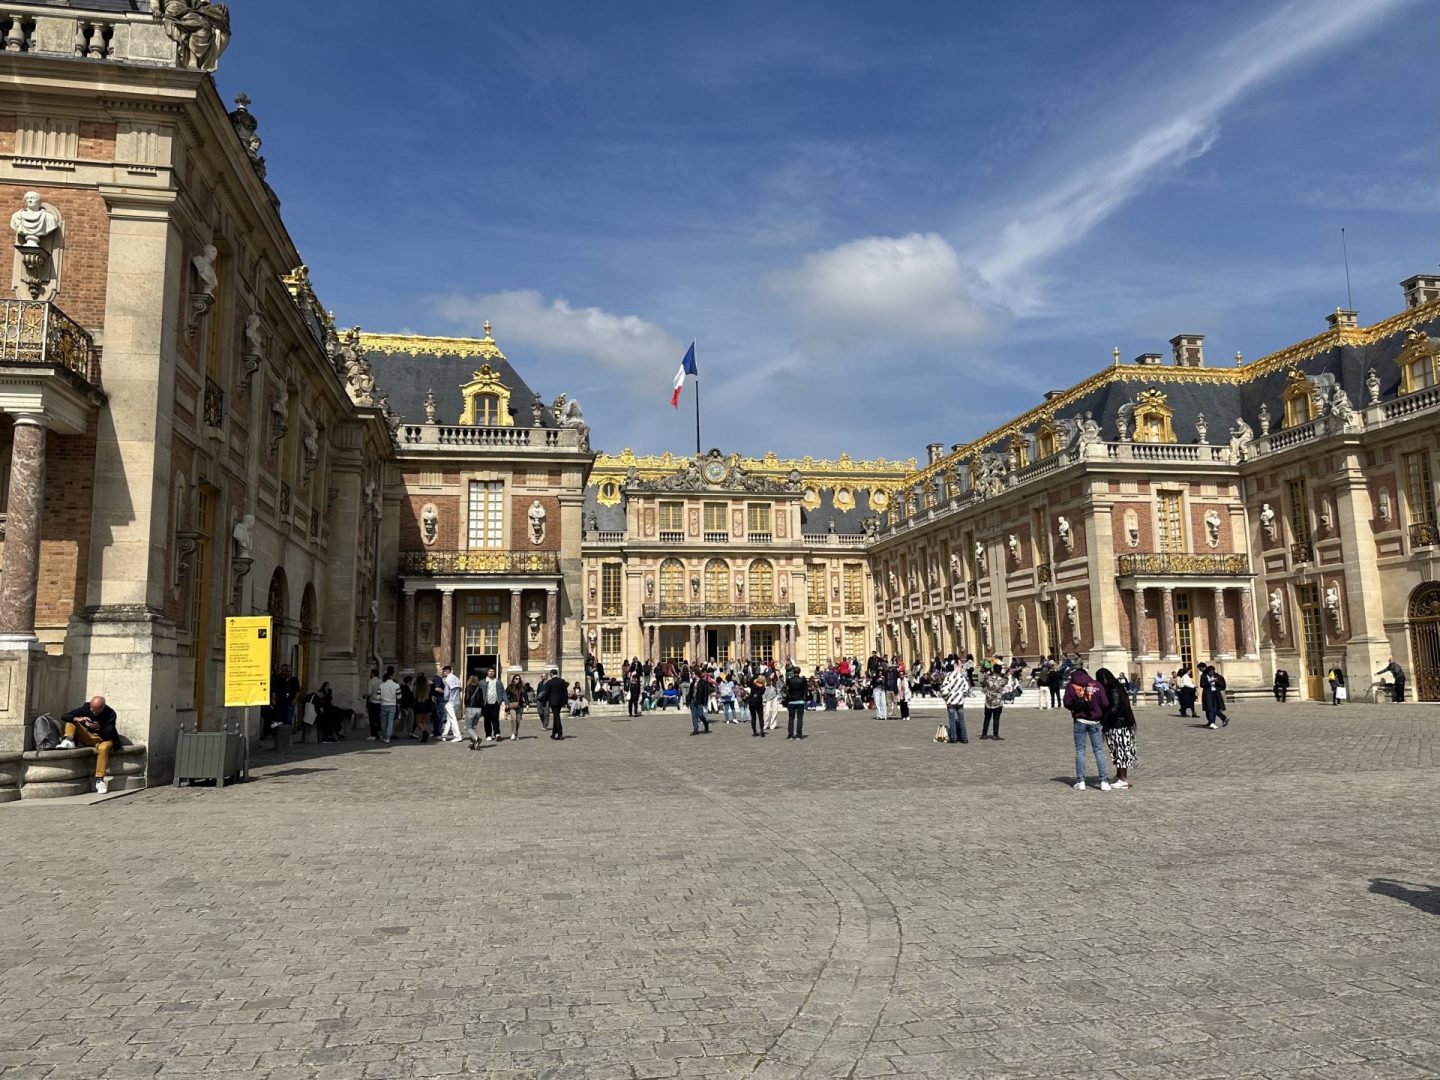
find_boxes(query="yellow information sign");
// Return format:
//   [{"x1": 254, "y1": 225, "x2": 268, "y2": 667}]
[{"x1": 224, "y1": 616, "x2": 273, "y2": 708}]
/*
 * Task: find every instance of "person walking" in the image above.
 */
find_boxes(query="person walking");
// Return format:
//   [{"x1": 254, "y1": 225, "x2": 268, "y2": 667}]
[
  {"x1": 1063, "y1": 667, "x2": 1113, "y2": 791},
  {"x1": 784, "y1": 665, "x2": 809, "y2": 740},
  {"x1": 939, "y1": 664, "x2": 969, "y2": 744},
  {"x1": 1377, "y1": 658, "x2": 1406, "y2": 703},
  {"x1": 687, "y1": 670, "x2": 711, "y2": 735},
  {"x1": 748, "y1": 674, "x2": 767, "y2": 737},
  {"x1": 535, "y1": 670, "x2": 552, "y2": 732},
  {"x1": 1201, "y1": 665, "x2": 1229, "y2": 728},
  {"x1": 505, "y1": 674, "x2": 525, "y2": 740},
  {"x1": 718, "y1": 674, "x2": 739, "y2": 724},
  {"x1": 464, "y1": 673, "x2": 485, "y2": 748},
  {"x1": 478, "y1": 666, "x2": 503, "y2": 742},
  {"x1": 365, "y1": 666, "x2": 382, "y2": 740},
  {"x1": 439, "y1": 665, "x2": 463, "y2": 742},
  {"x1": 1095, "y1": 668, "x2": 1137, "y2": 789},
  {"x1": 873, "y1": 662, "x2": 891, "y2": 720},
  {"x1": 543, "y1": 668, "x2": 568, "y2": 740},
  {"x1": 895, "y1": 667, "x2": 911, "y2": 719},
  {"x1": 763, "y1": 674, "x2": 781, "y2": 731},
  {"x1": 627, "y1": 668, "x2": 643, "y2": 717},
  {"x1": 981, "y1": 664, "x2": 1007, "y2": 740},
  {"x1": 1327, "y1": 665, "x2": 1347, "y2": 705},
  {"x1": 1273, "y1": 668, "x2": 1290, "y2": 702},
  {"x1": 410, "y1": 674, "x2": 436, "y2": 743},
  {"x1": 377, "y1": 667, "x2": 399, "y2": 744}
]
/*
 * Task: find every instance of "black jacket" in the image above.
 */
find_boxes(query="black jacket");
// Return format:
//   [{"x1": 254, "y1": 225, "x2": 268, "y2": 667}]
[
  {"x1": 543, "y1": 677, "x2": 570, "y2": 710},
  {"x1": 784, "y1": 674, "x2": 809, "y2": 703},
  {"x1": 62, "y1": 703, "x2": 120, "y2": 744}
]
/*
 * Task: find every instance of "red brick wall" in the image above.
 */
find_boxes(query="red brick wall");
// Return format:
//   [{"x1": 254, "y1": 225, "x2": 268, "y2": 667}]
[
  {"x1": 401, "y1": 495, "x2": 460, "y2": 549},
  {"x1": 35, "y1": 428, "x2": 97, "y2": 629},
  {"x1": 1191, "y1": 504, "x2": 1236, "y2": 553},
  {"x1": 0, "y1": 114, "x2": 14, "y2": 154},
  {"x1": 78, "y1": 121, "x2": 116, "y2": 161},
  {"x1": 1113, "y1": 503, "x2": 1153, "y2": 553},
  {"x1": 511, "y1": 495, "x2": 561, "y2": 551},
  {"x1": 0, "y1": 183, "x2": 113, "y2": 329}
]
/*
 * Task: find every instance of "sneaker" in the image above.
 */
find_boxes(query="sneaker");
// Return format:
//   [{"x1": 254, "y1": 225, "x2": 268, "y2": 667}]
[
  {"x1": 1073, "y1": 780, "x2": 1087, "y2": 791},
  {"x1": 510, "y1": 735, "x2": 517, "y2": 741},
  {"x1": 94, "y1": 778, "x2": 108, "y2": 794},
  {"x1": 1112, "y1": 779, "x2": 1130, "y2": 789},
  {"x1": 58, "y1": 738, "x2": 75, "y2": 750},
  {"x1": 1099, "y1": 780, "x2": 1112, "y2": 791},
  {"x1": 1205, "y1": 723, "x2": 1216, "y2": 729}
]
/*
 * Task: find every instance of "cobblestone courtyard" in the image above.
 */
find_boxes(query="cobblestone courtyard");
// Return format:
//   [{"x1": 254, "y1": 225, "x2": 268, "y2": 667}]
[{"x1": 2, "y1": 700, "x2": 1438, "y2": 1080}]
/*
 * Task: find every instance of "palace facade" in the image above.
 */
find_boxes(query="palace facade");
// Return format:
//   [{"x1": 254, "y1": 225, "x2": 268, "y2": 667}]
[{"x1": 1, "y1": 3, "x2": 1438, "y2": 786}]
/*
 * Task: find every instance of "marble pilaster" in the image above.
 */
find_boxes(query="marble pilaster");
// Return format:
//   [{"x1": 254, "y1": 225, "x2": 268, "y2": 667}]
[{"x1": 0, "y1": 416, "x2": 46, "y2": 646}]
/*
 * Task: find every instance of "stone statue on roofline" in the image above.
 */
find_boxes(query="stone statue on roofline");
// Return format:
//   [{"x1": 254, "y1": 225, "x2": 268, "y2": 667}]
[{"x1": 151, "y1": 0, "x2": 231, "y2": 72}]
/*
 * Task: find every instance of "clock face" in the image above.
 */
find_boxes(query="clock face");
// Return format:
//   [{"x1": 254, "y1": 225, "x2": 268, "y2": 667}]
[{"x1": 704, "y1": 460, "x2": 727, "y2": 483}]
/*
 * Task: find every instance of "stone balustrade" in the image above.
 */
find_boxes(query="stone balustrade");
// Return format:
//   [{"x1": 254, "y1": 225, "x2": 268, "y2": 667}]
[{"x1": 398, "y1": 424, "x2": 585, "y2": 452}]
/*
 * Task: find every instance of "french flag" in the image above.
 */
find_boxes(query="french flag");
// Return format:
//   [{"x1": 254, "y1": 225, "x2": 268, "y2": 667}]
[{"x1": 671, "y1": 343, "x2": 697, "y2": 408}]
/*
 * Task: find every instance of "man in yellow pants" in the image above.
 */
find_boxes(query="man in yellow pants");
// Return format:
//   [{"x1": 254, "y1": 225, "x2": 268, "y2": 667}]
[{"x1": 57, "y1": 696, "x2": 119, "y2": 794}]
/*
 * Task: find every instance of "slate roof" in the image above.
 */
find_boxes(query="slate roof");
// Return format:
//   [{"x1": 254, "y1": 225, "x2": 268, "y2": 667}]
[
  {"x1": 363, "y1": 340, "x2": 552, "y2": 429},
  {"x1": 23, "y1": 1, "x2": 143, "y2": 9}
]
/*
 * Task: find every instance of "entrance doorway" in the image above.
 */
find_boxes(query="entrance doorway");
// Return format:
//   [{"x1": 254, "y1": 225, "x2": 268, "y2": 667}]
[
  {"x1": 1175, "y1": 591, "x2": 1194, "y2": 673},
  {"x1": 752, "y1": 628, "x2": 775, "y2": 664},
  {"x1": 466, "y1": 652, "x2": 500, "y2": 681},
  {"x1": 705, "y1": 627, "x2": 734, "y2": 663},
  {"x1": 1408, "y1": 583, "x2": 1440, "y2": 701},
  {"x1": 1298, "y1": 583, "x2": 1325, "y2": 700}
]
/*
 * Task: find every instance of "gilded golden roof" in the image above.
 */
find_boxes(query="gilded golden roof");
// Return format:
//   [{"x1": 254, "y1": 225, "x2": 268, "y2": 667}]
[
  {"x1": 360, "y1": 322, "x2": 506, "y2": 362},
  {"x1": 591, "y1": 448, "x2": 917, "y2": 487}
]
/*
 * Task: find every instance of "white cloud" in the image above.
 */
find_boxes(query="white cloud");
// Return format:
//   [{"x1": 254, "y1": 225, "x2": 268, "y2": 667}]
[
  {"x1": 432, "y1": 289, "x2": 684, "y2": 374},
  {"x1": 773, "y1": 0, "x2": 1419, "y2": 340},
  {"x1": 768, "y1": 232, "x2": 999, "y2": 343}
]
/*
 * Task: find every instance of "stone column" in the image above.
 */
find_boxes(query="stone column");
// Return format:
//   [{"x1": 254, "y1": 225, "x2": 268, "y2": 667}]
[
  {"x1": 546, "y1": 588, "x2": 559, "y2": 674},
  {"x1": 1238, "y1": 586, "x2": 1258, "y2": 658},
  {"x1": 1160, "y1": 587, "x2": 1178, "y2": 660},
  {"x1": 402, "y1": 589, "x2": 417, "y2": 670},
  {"x1": 1212, "y1": 587, "x2": 1233, "y2": 659},
  {"x1": 0, "y1": 415, "x2": 46, "y2": 646},
  {"x1": 1132, "y1": 588, "x2": 1148, "y2": 656},
  {"x1": 509, "y1": 588, "x2": 523, "y2": 672},
  {"x1": 439, "y1": 587, "x2": 455, "y2": 669}
]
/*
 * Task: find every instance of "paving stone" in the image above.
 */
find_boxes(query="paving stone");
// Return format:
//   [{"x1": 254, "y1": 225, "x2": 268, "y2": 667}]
[{"x1": 0, "y1": 701, "x2": 1436, "y2": 1078}]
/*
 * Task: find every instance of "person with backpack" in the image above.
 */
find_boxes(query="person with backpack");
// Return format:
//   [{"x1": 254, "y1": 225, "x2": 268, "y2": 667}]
[
  {"x1": 56, "y1": 696, "x2": 121, "y2": 794},
  {"x1": 1201, "y1": 665, "x2": 1229, "y2": 729},
  {"x1": 784, "y1": 666, "x2": 810, "y2": 740},
  {"x1": 1062, "y1": 668, "x2": 1112, "y2": 792}
]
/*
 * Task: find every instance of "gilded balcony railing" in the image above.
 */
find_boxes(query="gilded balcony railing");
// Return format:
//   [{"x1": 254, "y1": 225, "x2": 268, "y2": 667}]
[
  {"x1": 641, "y1": 602, "x2": 797, "y2": 621},
  {"x1": 1116, "y1": 552, "x2": 1251, "y2": 576},
  {"x1": 1410, "y1": 521, "x2": 1439, "y2": 548},
  {"x1": 399, "y1": 549, "x2": 561, "y2": 575},
  {"x1": 0, "y1": 299, "x2": 97, "y2": 384}
]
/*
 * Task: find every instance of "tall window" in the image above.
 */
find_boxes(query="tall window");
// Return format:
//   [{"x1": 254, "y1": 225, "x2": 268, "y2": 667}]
[
  {"x1": 808, "y1": 566, "x2": 827, "y2": 616},
  {"x1": 659, "y1": 559, "x2": 685, "y2": 605},
  {"x1": 748, "y1": 559, "x2": 774, "y2": 603},
  {"x1": 808, "y1": 626, "x2": 829, "y2": 666},
  {"x1": 1156, "y1": 492, "x2": 1184, "y2": 552},
  {"x1": 1286, "y1": 478, "x2": 1310, "y2": 541},
  {"x1": 704, "y1": 502, "x2": 728, "y2": 536},
  {"x1": 658, "y1": 501, "x2": 684, "y2": 532},
  {"x1": 464, "y1": 621, "x2": 501, "y2": 655},
  {"x1": 746, "y1": 503, "x2": 771, "y2": 534},
  {"x1": 704, "y1": 559, "x2": 730, "y2": 605},
  {"x1": 843, "y1": 625, "x2": 865, "y2": 658},
  {"x1": 468, "y1": 481, "x2": 504, "y2": 548},
  {"x1": 1405, "y1": 451, "x2": 1436, "y2": 526},
  {"x1": 601, "y1": 627, "x2": 622, "y2": 671},
  {"x1": 843, "y1": 564, "x2": 864, "y2": 615},
  {"x1": 601, "y1": 563, "x2": 622, "y2": 616}
]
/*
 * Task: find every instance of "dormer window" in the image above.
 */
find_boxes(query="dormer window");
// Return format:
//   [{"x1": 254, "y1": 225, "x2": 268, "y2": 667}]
[
  {"x1": 1131, "y1": 388, "x2": 1176, "y2": 444},
  {"x1": 1398, "y1": 329, "x2": 1440, "y2": 395},
  {"x1": 1280, "y1": 369, "x2": 1317, "y2": 428},
  {"x1": 459, "y1": 364, "x2": 513, "y2": 426}
]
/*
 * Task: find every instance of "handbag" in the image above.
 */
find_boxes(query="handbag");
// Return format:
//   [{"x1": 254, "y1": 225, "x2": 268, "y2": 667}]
[
  {"x1": 301, "y1": 700, "x2": 317, "y2": 727},
  {"x1": 933, "y1": 725, "x2": 948, "y2": 743},
  {"x1": 1336, "y1": 686, "x2": 1348, "y2": 701}
]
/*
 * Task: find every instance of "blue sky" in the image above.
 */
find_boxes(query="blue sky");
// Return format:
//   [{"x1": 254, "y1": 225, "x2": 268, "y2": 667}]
[{"x1": 221, "y1": 0, "x2": 1437, "y2": 460}]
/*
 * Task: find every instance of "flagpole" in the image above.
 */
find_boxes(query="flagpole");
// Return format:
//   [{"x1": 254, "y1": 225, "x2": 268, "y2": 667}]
[{"x1": 694, "y1": 371, "x2": 702, "y2": 455}]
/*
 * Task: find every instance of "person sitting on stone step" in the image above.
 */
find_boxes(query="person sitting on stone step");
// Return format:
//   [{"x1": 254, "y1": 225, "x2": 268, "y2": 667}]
[{"x1": 56, "y1": 696, "x2": 120, "y2": 794}]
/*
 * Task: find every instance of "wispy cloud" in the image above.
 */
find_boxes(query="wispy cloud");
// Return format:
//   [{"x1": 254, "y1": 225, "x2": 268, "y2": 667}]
[
  {"x1": 432, "y1": 290, "x2": 684, "y2": 376},
  {"x1": 773, "y1": 0, "x2": 1420, "y2": 341}
]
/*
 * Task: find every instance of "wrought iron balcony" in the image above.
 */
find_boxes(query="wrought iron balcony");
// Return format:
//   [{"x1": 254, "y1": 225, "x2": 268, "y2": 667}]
[
  {"x1": 641, "y1": 601, "x2": 797, "y2": 621},
  {"x1": 0, "y1": 299, "x2": 97, "y2": 384},
  {"x1": 1116, "y1": 552, "x2": 1251, "y2": 577},
  {"x1": 1410, "y1": 521, "x2": 1439, "y2": 548},
  {"x1": 399, "y1": 549, "x2": 560, "y2": 576}
]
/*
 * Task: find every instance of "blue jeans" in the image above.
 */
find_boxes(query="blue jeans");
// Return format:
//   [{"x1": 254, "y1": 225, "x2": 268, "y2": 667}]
[
  {"x1": 1073, "y1": 720, "x2": 1109, "y2": 783},
  {"x1": 946, "y1": 705, "x2": 968, "y2": 742},
  {"x1": 380, "y1": 703, "x2": 396, "y2": 741},
  {"x1": 721, "y1": 699, "x2": 736, "y2": 722},
  {"x1": 874, "y1": 690, "x2": 889, "y2": 719},
  {"x1": 690, "y1": 703, "x2": 708, "y2": 733}
]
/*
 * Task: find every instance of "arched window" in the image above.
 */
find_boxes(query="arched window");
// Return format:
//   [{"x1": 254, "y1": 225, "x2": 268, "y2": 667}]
[
  {"x1": 473, "y1": 394, "x2": 500, "y2": 425},
  {"x1": 459, "y1": 364, "x2": 513, "y2": 427},
  {"x1": 704, "y1": 559, "x2": 730, "y2": 606},
  {"x1": 749, "y1": 559, "x2": 774, "y2": 603},
  {"x1": 659, "y1": 559, "x2": 685, "y2": 606},
  {"x1": 266, "y1": 568, "x2": 288, "y2": 673}
]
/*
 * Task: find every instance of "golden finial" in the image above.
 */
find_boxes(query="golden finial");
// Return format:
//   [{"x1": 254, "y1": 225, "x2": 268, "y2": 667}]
[
  {"x1": 483, "y1": 320, "x2": 493, "y2": 340},
  {"x1": 1235, "y1": 350, "x2": 1243, "y2": 366},
  {"x1": 1112, "y1": 346, "x2": 1120, "y2": 367}
]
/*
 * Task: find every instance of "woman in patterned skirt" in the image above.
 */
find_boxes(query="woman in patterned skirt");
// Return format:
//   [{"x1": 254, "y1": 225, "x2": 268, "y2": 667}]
[{"x1": 1095, "y1": 668, "x2": 1137, "y2": 789}]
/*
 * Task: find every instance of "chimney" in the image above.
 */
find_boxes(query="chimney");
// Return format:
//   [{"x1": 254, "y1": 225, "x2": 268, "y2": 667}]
[
  {"x1": 1401, "y1": 274, "x2": 1440, "y2": 309},
  {"x1": 1043, "y1": 390, "x2": 1066, "y2": 401},
  {"x1": 926, "y1": 442, "x2": 944, "y2": 465},
  {"x1": 1326, "y1": 308, "x2": 1359, "y2": 331},
  {"x1": 1169, "y1": 334, "x2": 1204, "y2": 367},
  {"x1": 951, "y1": 443, "x2": 965, "y2": 455},
  {"x1": 1133, "y1": 353, "x2": 1163, "y2": 366}
]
